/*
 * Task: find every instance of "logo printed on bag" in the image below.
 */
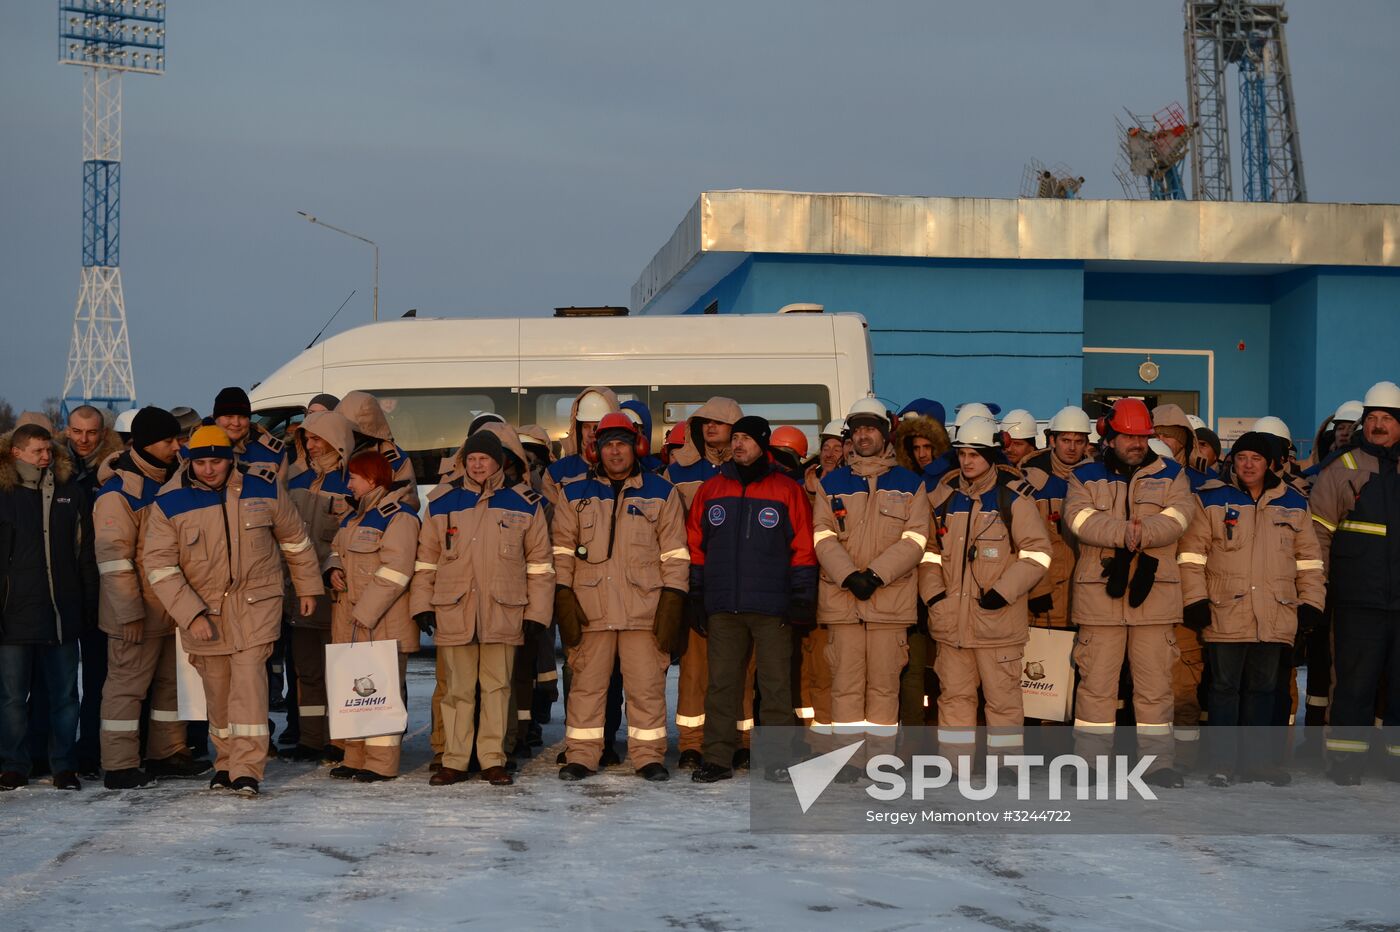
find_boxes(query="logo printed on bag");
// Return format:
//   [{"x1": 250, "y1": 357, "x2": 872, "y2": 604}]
[
  {"x1": 708, "y1": 504, "x2": 726, "y2": 526},
  {"x1": 1023, "y1": 660, "x2": 1046, "y2": 681},
  {"x1": 353, "y1": 675, "x2": 378, "y2": 697},
  {"x1": 757, "y1": 507, "x2": 780, "y2": 529}
]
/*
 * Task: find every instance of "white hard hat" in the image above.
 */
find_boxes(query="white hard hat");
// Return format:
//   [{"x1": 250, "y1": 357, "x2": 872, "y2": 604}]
[
  {"x1": 952, "y1": 402, "x2": 996, "y2": 429},
  {"x1": 1332, "y1": 400, "x2": 1364, "y2": 423},
  {"x1": 1047, "y1": 405, "x2": 1092, "y2": 435},
  {"x1": 113, "y1": 409, "x2": 137, "y2": 434},
  {"x1": 1252, "y1": 416, "x2": 1291, "y2": 442},
  {"x1": 621, "y1": 407, "x2": 644, "y2": 428},
  {"x1": 819, "y1": 419, "x2": 846, "y2": 440},
  {"x1": 1148, "y1": 438, "x2": 1176, "y2": 460},
  {"x1": 575, "y1": 391, "x2": 613, "y2": 423},
  {"x1": 1088, "y1": 425, "x2": 1101, "y2": 444},
  {"x1": 1362, "y1": 380, "x2": 1400, "y2": 410},
  {"x1": 952, "y1": 416, "x2": 999, "y2": 449},
  {"x1": 1186, "y1": 414, "x2": 1207, "y2": 432},
  {"x1": 846, "y1": 397, "x2": 890, "y2": 431},
  {"x1": 999, "y1": 409, "x2": 1038, "y2": 441}
]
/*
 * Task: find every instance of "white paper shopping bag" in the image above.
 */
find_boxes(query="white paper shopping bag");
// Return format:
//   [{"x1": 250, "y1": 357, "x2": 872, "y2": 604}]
[
  {"x1": 174, "y1": 628, "x2": 207, "y2": 721},
  {"x1": 325, "y1": 638, "x2": 407, "y2": 740},
  {"x1": 1020, "y1": 626, "x2": 1076, "y2": 722}
]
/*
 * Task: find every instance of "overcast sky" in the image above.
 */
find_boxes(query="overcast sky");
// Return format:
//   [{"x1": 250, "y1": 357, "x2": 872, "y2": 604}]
[{"x1": 3, "y1": 0, "x2": 1397, "y2": 413}]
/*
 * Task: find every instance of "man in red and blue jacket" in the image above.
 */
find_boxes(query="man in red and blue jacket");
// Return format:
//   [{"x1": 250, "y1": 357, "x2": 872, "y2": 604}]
[{"x1": 687, "y1": 416, "x2": 817, "y2": 783}]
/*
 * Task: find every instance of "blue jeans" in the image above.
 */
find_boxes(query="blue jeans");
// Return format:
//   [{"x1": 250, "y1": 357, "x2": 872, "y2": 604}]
[
  {"x1": 1205, "y1": 641, "x2": 1281, "y2": 770},
  {"x1": 0, "y1": 642, "x2": 81, "y2": 776}
]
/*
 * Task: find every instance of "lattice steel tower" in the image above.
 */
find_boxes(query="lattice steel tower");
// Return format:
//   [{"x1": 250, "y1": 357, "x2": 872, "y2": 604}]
[
  {"x1": 58, "y1": 1, "x2": 166, "y2": 415},
  {"x1": 1184, "y1": 1, "x2": 1306, "y2": 202}
]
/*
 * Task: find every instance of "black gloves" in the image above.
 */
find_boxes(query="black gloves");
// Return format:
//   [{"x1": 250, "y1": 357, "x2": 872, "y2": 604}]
[
  {"x1": 843, "y1": 569, "x2": 883, "y2": 601},
  {"x1": 1183, "y1": 600, "x2": 1211, "y2": 633},
  {"x1": 1297, "y1": 603, "x2": 1325, "y2": 635},
  {"x1": 1128, "y1": 554, "x2": 1158, "y2": 608},
  {"x1": 653, "y1": 587, "x2": 686, "y2": 654},
  {"x1": 1102, "y1": 548, "x2": 1133, "y2": 600},
  {"x1": 978, "y1": 589, "x2": 1008, "y2": 611},
  {"x1": 554, "y1": 586, "x2": 586, "y2": 648},
  {"x1": 1028, "y1": 593, "x2": 1054, "y2": 616},
  {"x1": 414, "y1": 611, "x2": 437, "y2": 635},
  {"x1": 686, "y1": 589, "x2": 708, "y2": 637},
  {"x1": 786, "y1": 597, "x2": 817, "y2": 627}
]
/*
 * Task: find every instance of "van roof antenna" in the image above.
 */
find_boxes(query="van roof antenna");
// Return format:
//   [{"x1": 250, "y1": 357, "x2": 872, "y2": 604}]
[{"x1": 306, "y1": 289, "x2": 357, "y2": 349}]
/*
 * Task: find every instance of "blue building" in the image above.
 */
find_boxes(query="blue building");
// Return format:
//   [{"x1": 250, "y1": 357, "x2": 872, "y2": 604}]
[{"x1": 632, "y1": 191, "x2": 1400, "y2": 454}]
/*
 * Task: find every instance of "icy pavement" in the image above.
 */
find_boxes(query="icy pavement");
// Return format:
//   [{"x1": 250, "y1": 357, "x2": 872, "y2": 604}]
[{"x1": 2, "y1": 655, "x2": 1398, "y2": 932}]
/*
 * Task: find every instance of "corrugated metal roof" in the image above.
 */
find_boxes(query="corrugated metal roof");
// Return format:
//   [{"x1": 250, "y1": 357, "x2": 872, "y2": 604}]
[{"x1": 633, "y1": 190, "x2": 1400, "y2": 313}]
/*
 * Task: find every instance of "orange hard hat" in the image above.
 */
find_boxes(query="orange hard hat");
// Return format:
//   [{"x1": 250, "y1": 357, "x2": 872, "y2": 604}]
[
  {"x1": 771, "y1": 426, "x2": 809, "y2": 459},
  {"x1": 665, "y1": 422, "x2": 687, "y2": 447},
  {"x1": 1105, "y1": 398, "x2": 1154, "y2": 437}
]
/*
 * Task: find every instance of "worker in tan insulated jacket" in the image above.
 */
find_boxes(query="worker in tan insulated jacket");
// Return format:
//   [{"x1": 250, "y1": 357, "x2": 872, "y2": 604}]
[
  {"x1": 920, "y1": 417, "x2": 1051, "y2": 768},
  {"x1": 1018, "y1": 405, "x2": 1094, "y2": 632},
  {"x1": 281, "y1": 410, "x2": 358, "y2": 762},
  {"x1": 812, "y1": 398, "x2": 930, "y2": 764},
  {"x1": 324, "y1": 450, "x2": 422, "y2": 781},
  {"x1": 412, "y1": 427, "x2": 554, "y2": 787},
  {"x1": 1062, "y1": 399, "x2": 1195, "y2": 787},
  {"x1": 335, "y1": 391, "x2": 420, "y2": 512},
  {"x1": 144, "y1": 426, "x2": 323, "y2": 796},
  {"x1": 95, "y1": 407, "x2": 211, "y2": 789},
  {"x1": 1177, "y1": 431, "x2": 1326, "y2": 785},
  {"x1": 665, "y1": 396, "x2": 744, "y2": 768},
  {"x1": 554, "y1": 414, "x2": 688, "y2": 781},
  {"x1": 540, "y1": 387, "x2": 621, "y2": 508}
]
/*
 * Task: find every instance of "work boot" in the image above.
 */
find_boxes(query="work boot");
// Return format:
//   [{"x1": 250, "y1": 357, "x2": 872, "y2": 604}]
[
  {"x1": 833, "y1": 764, "x2": 863, "y2": 784},
  {"x1": 230, "y1": 776, "x2": 260, "y2": 797},
  {"x1": 104, "y1": 768, "x2": 153, "y2": 790},
  {"x1": 558, "y1": 763, "x2": 594, "y2": 781},
  {"x1": 430, "y1": 767, "x2": 470, "y2": 786},
  {"x1": 599, "y1": 744, "x2": 622, "y2": 768},
  {"x1": 53, "y1": 771, "x2": 82, "y2": 791},
  {"x1": 208, "y1": 770, "x2": 232, "y2": 791},
  {"x1": 677, "y1": 749, "x2": 703, "y2": 771},
  {"x1": 764, "y1": 765, "x2": 792, "y2": 784},
  {"x1": 0, "y1": 771, "x2": 27, "y2": 791},
  {"x1": 481, "y1": 765, "x2": 514, "y2": 786},
  {"x1": 353, "y1": 770, "x2": 395, "y2": 783},
  {"x1": 1329, "y1": 754, "x2": 1366, "y2": 787},
  {"x1": 1143, "y1": 767, "x2": 1185, "y2": 789},
  {"x1": 1207, "y1": 770, "x2": 1233, "y2": 788},
  {"x1": 145, "y1": 753, "x2": 213, "y2": 779},
  {"x1": 429, "y1": 752, "x2": 443, "y2": 772},
  {"x1": 637, "y1": 763, "x2": 670, "y2": 782},
  {"x1": 691, "y1": 762, "x2": 733, "y2": 784},
  {"x1": 732, "y1": 748, "x2": 751, "y2": 771},
  {"x1": 320, "y1": 745, "x2": 345, "y2": 764},
  {"x1": 328, "y1": 765, "x2": 357, "y2": 780},
  {"x1": 278, "y1": 744, "x2": 322, "y2": 762}
]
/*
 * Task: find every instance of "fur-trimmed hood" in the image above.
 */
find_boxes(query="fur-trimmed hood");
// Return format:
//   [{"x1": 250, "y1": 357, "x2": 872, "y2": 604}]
[
  {"x1": 893, "y1": 412, "x2": 950, "y2": 473},
  {"x1": 0, "y1": 431, "x2": 74, "y2": 492},
  {"x1": 560, "y1": 386, "x2": 620, "y2": 458}
]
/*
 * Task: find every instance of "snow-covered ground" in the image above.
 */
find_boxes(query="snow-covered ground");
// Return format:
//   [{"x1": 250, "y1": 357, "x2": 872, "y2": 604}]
[{"x1": 2, "y1": 654, "x2": 1398, "y2": 932}]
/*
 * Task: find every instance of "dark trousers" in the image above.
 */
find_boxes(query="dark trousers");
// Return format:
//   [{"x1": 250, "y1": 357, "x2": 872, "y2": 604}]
[
  {"x1": 1206, "y1": 641, "x2": 1281, "y2": 769},
  {"x1": 0, "y1": 642, "x2": 81, "y2": 776},
  {"x1": 76, "y1": 627, "x2": 108, "y2": 768},
  {"x1": 703, "y1": 613, "x2": 793, "y2": 767},
  {"x1": 1329, "y1": 608, "x2": 1400, "y2": 754},
  {"x1": 899, "y1": 630, "x2": 932, "y2": 725}
]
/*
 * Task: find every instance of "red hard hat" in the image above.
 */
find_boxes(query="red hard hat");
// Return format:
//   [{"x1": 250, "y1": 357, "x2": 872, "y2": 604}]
[
  {"x1": 595, "y1": 412, "x2": 638, "y2": 441},
  {"x1": 771, "y1": 426, "x2": 809, "y2": 459},
  {"x1": 665, "y1": 422, "x2": 687, "y2": 447},
  {"x1": 1106, "y1": 398, "x2": 1154, "y2": 437}
]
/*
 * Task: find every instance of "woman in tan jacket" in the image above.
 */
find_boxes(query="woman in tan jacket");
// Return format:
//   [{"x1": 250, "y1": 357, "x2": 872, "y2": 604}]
[{"x1": 324, "y1": 451, "x2": 420, "y2": 782}]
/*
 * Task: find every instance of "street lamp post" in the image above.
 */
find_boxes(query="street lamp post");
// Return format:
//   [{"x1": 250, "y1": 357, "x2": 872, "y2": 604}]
[{"x1": 297, "y1": 210, "x2": 379, "y2": 322}]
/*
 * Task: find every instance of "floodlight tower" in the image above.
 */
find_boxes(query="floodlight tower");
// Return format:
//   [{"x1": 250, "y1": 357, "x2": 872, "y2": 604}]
[
  {"x1": 57, "y1": 1, "x2": 166, "y2": 416},
  {"x1": 1184, "y1": 1, "x2": 1306, "y2": 202}
]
